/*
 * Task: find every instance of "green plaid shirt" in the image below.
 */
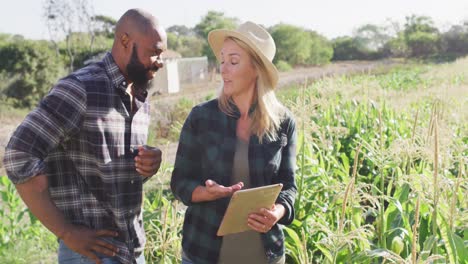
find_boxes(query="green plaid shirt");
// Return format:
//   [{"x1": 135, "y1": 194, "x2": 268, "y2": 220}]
[{"x1": 171, "y1": 99, "x2": 297, "y2": 264}]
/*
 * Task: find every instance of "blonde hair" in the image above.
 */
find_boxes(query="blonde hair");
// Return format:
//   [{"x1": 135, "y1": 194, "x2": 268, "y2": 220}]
[{"x1": 218, "y1": 37, "x2": 285, "y2": 143}]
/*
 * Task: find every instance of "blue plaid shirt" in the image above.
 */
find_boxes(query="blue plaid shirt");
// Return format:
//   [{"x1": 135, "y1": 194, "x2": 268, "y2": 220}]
[
  {"x1": 171, "y1": 99, "x2": 297, "y2": 264},
  {"x1": 3, "y1": 53, "x2": 150, "y2": 264}
]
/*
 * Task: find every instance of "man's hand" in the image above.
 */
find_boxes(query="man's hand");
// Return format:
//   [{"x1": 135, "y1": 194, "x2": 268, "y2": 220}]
[
  {"x1": 247, "y1": 204, "x2": 286, "y2": 233},
  {"x1": 61, "y1": 225, "x2": 119, "y2": 264},
  {"x1": 135, "y1": 145, "x2": 162, "y2": 177}
]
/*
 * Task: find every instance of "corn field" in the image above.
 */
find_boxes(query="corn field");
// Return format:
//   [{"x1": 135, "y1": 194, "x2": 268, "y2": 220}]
[{"x1": 1, "y1": 58, "x2": 467, "y2": 263}]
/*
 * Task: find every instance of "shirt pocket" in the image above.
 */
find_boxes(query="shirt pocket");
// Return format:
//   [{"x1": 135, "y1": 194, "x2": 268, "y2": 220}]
[{"x1": 263, "y1": 133, "x2": 287, "y2": 177}]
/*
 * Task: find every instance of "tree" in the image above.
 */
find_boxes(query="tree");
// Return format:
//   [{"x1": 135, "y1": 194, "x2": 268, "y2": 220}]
[
  {"x1": 167, "y1": 32, "x2": 204, "y2": 57},
  {"x1": 92, "y1": 15, "x2": 117, "y2": 39},
  {"x1": 167, "y1": 25, "x2": 193, "y2": 37},
  {"x1": 43, "y1": 0, "x2": 95, "y2": 71},
  {"x1": 0, "y1": 40, "x2": 65, "y2": 108},
  {"x1": 441, "y1": 23, "x2": 468, "y2": 55},
  {"x1": 354, "y1": 24, "x2": 390, "y2": 51},
  {"x1": 382, "y1": 33, "x2": 409, "y2": 58},
  {"x1": 306, "y1": 30, "x2": 333, "y2": 65},
  {"x1": 403, "y1": 15, "x2": 440, "y2": 57},
  {"x1": 177, "y1": 36, "x2": 204, "y2": 57},
  {"x1": 167, "y1": 25, "x2": 203, "y2": 57},
  {"x1": 270, "y1": 24, "x2": 312, "y2": 65},
  {"x1": 406, "y1": 31, "x2": 439, "y2": 57},
  {"x1": 194, "y1": 11, "x2": 238, "y2": 65},
  {"x1": 332, "y1": 36, "x2": 365, "y2": 60}
]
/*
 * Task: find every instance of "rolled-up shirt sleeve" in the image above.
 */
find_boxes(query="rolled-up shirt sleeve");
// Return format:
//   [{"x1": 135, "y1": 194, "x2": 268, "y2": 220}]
[
  {"x1": 170, "y1": 106, "x2": 203, "y2": 206},
  {"x1": 275, "y1": 116, "x2": 297, "y2": 225},
  {"x1": 3, "y1": 77, "x2": 87, "y2": 184}
]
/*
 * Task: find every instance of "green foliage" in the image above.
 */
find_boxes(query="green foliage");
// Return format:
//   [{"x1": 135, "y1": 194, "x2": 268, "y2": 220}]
[
  {"x1": 167, "y1": 25, "x2": 192, "y2": 36},
  {"x1": 270, "y1": 24, "x2": 333, "y2": 66},
  {"x1": 167, "y1": 32, "x2": 204, "y2": 58},
  {"x1": 377, "y1": 65, "x2": 427, "y2": 91},
  {"x1": 0, "y1": 40, "x2": 65, "y2": 108},
  {"x1": 332, "y1": 36, "x2": 382, "y2": 60},
  {"x1": 404, "y1": 15, "x2": 440, "y2": 57},
  {"x1": 275, "y1": 60, "x2": 292, "y2": 72},
  {"x1": 271, "y1": 24, "x2": 312, "y2": 65},
  {"x1": 153, "y1": 97, "x2": 194, "y2": 144},
  {"x1": 354, "y1": 24, "x2": 391, "y2": 52},
  {"x1": 406, "y1": 31, "x2": 440, "y2": 57},
  {"x1": 194, "y1": 11, "x2": 238, "y2": 64},
  {"x1": 0, "y1": 177, "x2": 57, "y2": 262},
  {"x1": 404, "y1": 15, "x2": 439, "y2": 37},
  {"x1": 1, "y1": 58, "x2": 467, "y2": 262},
  {"x1": 92, "y1": 15, "x2": 117, "y2": 38},
  {"x1": 0, "y1": 33, "x2": 112, "y2": 109},
  {"x1": 277, "y1": 59, "x2": 467, "y2": 263},
  {"x1": 382, "y1": 34, "x2": 409, "y2": 57},
  {"x1": 144, "y1": 184, "x2": 183, "y2": 263},
  {"x1": 441, "y1": 24, "x2": 468, "y2": 55},
  {"x1": 306, "y1": 31, "x2": 334, "y2": 65},
  {"x1": 58, "y1": 32, "x2": 112, "y2": 69}
]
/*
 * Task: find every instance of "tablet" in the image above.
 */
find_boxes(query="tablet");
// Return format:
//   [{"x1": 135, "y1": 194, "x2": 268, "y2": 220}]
[{"x1": 217, "y1": 183, "x2": 283, "y2": 236}]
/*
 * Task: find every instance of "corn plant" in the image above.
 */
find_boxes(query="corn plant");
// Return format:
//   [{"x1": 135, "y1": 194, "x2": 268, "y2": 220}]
[{"x1": 0, "y1": 176, "x2": 57, "y2": 263}]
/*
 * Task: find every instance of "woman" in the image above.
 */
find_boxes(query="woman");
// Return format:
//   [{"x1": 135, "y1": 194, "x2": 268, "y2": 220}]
[{"x1": 170, "y1": 21, "x2": 297, "y2": 264}]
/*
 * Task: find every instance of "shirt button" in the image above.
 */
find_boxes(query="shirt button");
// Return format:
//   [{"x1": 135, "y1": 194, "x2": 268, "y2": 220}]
[
  {"x1": 131, "y1": 180, "x2": 134, "y2": 184},
  {"x1": 130, "y1": 210, "x2": 134, "y2": 214}
]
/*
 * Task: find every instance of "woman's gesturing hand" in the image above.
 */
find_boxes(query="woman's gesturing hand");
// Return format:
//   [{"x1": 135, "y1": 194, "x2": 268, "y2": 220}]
[{"x1": 192, "y1": 179, "x2": 244, "y2": 202}]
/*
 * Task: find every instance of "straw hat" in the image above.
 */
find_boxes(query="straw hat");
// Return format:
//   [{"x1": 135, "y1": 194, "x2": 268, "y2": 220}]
[{"x1": 208, "y1": 21, "x2": 279, "y2": 88}]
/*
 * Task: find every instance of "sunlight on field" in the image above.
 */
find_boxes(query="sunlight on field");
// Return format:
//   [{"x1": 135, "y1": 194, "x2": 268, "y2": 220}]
[{"x1": 1, "y1": 58, "x2": 467, "y2": 263}]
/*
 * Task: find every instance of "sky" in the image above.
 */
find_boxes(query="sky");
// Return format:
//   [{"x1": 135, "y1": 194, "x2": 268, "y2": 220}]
[{"x1": 1, "y1": 0, "x2": 467, "y2": 40}]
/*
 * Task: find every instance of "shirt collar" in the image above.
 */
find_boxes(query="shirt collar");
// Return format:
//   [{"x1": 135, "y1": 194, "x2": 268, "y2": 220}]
[
  {"x1": 229, "y1": 99, "x2": 257, "y2": 119},
  {"x1": 102, "y1": 52, "x2": 148, "y2": 102},
  {"x1": 102, "y1": 52, "x2": 128, "y2": 93}
]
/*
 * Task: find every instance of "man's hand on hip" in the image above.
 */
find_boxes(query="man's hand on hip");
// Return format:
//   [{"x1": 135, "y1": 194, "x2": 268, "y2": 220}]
[{"x1": 62, "y1": 225, "x2": 119, "y2": 264}]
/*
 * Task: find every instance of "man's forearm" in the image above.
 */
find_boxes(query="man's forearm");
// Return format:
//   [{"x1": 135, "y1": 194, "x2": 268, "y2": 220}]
[{"x1": 15, "y1": 174, "x2": 71, "y2": 239}]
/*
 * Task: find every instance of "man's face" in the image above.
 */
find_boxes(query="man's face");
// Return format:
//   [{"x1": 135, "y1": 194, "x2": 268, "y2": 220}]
[
  {"x1": 126, "y1": 45, "x2": 154, "y2": 91},
  {"x1": 126, "y1": 28, "x2": 167, "y2": 92}
]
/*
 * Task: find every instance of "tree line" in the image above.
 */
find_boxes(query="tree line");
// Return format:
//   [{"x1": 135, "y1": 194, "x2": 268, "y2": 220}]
[{"x1": 1, "y1": 7, "x2": 467, "y2": 109}]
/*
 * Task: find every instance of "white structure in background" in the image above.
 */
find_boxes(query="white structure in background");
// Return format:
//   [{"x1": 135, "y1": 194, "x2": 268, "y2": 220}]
[
  {"x1": 166, "y1": 60, "x2": 179, "y2": 93},
  {"x1": 152, "y1": 50, "x2": 208, "y2": 94},
  {"x1": 84, "y1": 50, "x2": 208, "y2": 94}
]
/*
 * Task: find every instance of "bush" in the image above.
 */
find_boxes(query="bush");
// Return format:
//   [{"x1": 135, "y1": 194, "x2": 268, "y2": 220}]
[
  {"x1": 271, "y1": 24, "x2": 312, "y2": 65},
  {"x1": 276, "y1": 60, "x2": 292, "y2": 72},
  {"x1": 306, "y1": 31, "x2": 334, "y2": 65},
  {"x1": 0, "y1": 40, "x2": 65, "y2": 108},
  {"x1": 406, "y1": 31, "x2": 440, "y2": 57},
  {"x1": 332, "y1": 36, "x2": 383, "y2": 60}
]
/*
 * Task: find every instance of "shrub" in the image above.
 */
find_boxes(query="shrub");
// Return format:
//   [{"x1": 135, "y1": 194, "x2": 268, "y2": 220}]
[
  {"x1": 0, "y1": 40, "x2": 65, "y2": 108},
  {"x1": 276, "y1": 60, "x2": 292, "y2": 72}
]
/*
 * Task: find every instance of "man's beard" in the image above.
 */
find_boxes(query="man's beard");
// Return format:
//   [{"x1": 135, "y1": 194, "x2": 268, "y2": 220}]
[{"x1": 126, "y1": 45, "x2": 157, "y2": 92}]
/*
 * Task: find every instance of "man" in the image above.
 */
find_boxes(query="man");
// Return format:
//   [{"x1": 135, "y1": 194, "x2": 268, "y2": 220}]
[{"x1": 3, "y1": 9, "x2": 167, "y2": 264}]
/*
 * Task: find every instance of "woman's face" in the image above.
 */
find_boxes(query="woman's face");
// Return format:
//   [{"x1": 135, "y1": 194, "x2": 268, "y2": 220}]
[{"x1": 220, "y1": 38, "x2": 258, "y2": 98}]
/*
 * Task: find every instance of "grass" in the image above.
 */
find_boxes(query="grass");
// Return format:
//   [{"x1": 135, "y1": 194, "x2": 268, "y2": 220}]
[{"x1": 1, "y1": 57, "x2": 467, "y2": 263}]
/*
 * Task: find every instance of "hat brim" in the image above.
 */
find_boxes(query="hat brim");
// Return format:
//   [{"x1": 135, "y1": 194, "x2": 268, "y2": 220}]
[{"x1": 208, "y1": 29, "x2": 279, "y2": 88}]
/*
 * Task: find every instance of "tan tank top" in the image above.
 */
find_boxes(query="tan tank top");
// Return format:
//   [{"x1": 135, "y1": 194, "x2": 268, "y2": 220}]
[{"x1": 218, "y1": 138, "x2": 268, "y2": 264}]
